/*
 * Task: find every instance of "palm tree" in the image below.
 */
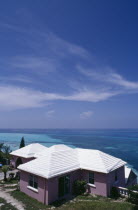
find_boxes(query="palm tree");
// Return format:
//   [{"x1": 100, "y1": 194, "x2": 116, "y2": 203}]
[
  {"x1": 0, "y1": 143, "x2": 4, "y2": 152},
  {"x1": 2, "y1": 165, "x2": 9, "y2": 181}
]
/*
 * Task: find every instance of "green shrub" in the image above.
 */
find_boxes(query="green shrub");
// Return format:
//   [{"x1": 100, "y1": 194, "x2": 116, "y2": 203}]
[
  {"x1": 110, "y1": 187, "x2": 120, "y2": 199},
  {"x1": 73, "y1": 180, "x2": 86, "y2": 195},
  {"x1": 128, "y1": 185, "x2": 138, "y2": 205},
  {"x1": 128, "y1": 184, "x2": 138, "y2": 191}
]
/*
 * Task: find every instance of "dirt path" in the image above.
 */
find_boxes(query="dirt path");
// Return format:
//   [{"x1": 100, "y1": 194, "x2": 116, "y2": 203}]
[{"x1": 0, "y1": 187, "x2": 25, "y2": 210}]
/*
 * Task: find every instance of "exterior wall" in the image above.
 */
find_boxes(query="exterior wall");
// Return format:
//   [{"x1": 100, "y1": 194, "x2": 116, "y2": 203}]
[
  {"x1": 126, "y1": 170, "x2": 137, "y2": 187},
  {"x1": 47, "y1": 169, "x2": 81, "y2": 204},
  {"x1": 19, "y1": 166, "x2": 126, "y2": 205},
  {"x1": 19, "y1": 169, "x2": 81, "y2": 205},
  {"x1": 10, "y1": 155, "x2": 35, "y2": 168},
  {"x1": 106, "y1": 166, "x2": 126, "y2": 196},
  {"x1": 81, "y1": 170, "x2": 108, "y2": 197},
  {"x1": 20, "y1": 171, "x2": 46, "y2": 204}
]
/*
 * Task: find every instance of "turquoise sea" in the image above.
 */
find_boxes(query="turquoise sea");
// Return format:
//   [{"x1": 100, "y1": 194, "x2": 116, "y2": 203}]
[{"x1": 0, "y1": 129, "x2": 138, "y2": 175}]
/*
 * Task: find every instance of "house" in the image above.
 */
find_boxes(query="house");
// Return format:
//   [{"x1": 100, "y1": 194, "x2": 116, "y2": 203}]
[
  {"x1": 125, "y1": 166, "x2": 137, "y2": 187},
  {"x1": 10, "y1": 144, "x2": 137, "y2": 205},
  {"x1": 10, "y1": 143, "x2": 47, "y2": 168}
]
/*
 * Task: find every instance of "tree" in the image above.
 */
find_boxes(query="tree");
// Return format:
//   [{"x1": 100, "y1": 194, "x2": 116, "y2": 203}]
[
  {"x1": 3, "y1": 145, "x2": 11, "y2": 155},
  {"x1": 2, "y1": 165, "x2": 9, "y2": 181},
  {"x1": 0, "y1": 143, "x2": 4, "y2": 152},
  {"x1": 2, "y1": 145, "x2": 12, "y2": 162},
  {"x1": 20, "y1": 137, "x2": 25, "y2": 148}
]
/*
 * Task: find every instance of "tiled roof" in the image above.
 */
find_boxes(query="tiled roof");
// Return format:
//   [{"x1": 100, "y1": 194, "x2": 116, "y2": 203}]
[
  {"x1": 10, "y1": 143, "x2": 47, "y2": 158},
  {"x1": 77, "y1": 148, "x2": 126, "y2": 173},
  {"x1": 18, "y1": 144, "x2": 126, "y2": 178}
]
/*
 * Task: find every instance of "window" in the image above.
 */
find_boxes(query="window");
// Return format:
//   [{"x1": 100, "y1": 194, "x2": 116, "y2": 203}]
[
  {"x1": 58, "y1": 175, "x2": 70, "y2": 197},
  {"x1": 89, "y1": 172, "x2": 94, "y2": 184},
  {"x1": 29, "y1": 174, "x2": 38, "y2": 189},
  {"x1": 115, "y1": 170, "x2": 118, "y2": 182}
]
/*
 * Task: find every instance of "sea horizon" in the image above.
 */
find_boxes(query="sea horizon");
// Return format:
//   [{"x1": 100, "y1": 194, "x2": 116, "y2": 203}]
[{"x1": 0, "y1": 128, "x2": 138, "y2": 177}]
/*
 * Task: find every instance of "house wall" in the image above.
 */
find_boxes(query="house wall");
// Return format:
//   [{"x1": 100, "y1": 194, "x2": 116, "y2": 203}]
[
  {"x1": 19, "y1": 166, "x2": 126, "y2": 205},
  {"x1": 125, "y1": 170, "x2": 137, "y2": 187},
  {"x1": 47, "y1": 169, "x2": 81, "y2": 204},
  {"x1": 81, "y1": 170, "x2": 108, "y2": 197},
  {"x1": 106, "y1": 166, "x2": 126, "y2": 196},
  {"x1": 10, "y1": 155, "x2": 35, "y2": 168},
  {"x1": 19, "y1": 169, "x2": 81, "y2": 205},
  {"x1": 20, "y1": 171, "x2": 46, "y2": 204}
]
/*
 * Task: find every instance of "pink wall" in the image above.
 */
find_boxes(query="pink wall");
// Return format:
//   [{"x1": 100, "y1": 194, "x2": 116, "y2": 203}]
[
  {"x1": 11, "y1": 155, "x2": 35, "y2": 168},
  {"x1": 81, "y1": 170, "x2": 108, "y2": 197},
  {"x1": 20, "y1": 171, "x2": 46, "y2": 204},
  {"x1": 47, "y1": 170, "x2": 81, "y2": 204},
  {"x1": 106, "y1": 166, "x2": 126, "y2": 196},
  {"x1": 19, "y1": 166, "x2": 126, "y2": 205}
]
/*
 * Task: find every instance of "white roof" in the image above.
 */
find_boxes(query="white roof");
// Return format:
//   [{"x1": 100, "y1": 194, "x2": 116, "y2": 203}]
[
  {"x1": 10, "y1": 143, "x2": 47, "y2": 158},
  {"x1": 34, "y1": 144, "x2": 71, "y2": 158},
  {"x1": 125, "y1": 166, "x2": 131, "y2": 179},
  {"x1": 18, "y1": 144, "x2": 126, "y2": 178},
  {"x1": 77, "y1": 148, "x2": 126, "y2": 173}
]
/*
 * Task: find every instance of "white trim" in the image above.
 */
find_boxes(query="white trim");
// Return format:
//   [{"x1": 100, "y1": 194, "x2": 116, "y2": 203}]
[
  {"x1": 87, "y1": 183, "x2": 96, "y2": 188},
  {"x1": 27, "y1": 186, "x2": 38, "y2": 193}
]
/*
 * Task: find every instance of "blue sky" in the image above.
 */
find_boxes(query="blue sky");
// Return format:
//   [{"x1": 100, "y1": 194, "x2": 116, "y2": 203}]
[{"x1": 0, "y1": 0, "x2": 138, "y2": 128}]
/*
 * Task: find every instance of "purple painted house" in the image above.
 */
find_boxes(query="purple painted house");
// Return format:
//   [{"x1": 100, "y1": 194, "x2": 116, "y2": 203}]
[
  {"x1": 10, "y1": 144, "x2": 137, "y2": 205},
  {"x1": 10, "y1": 143, "x2": 46, "y2": 168}
]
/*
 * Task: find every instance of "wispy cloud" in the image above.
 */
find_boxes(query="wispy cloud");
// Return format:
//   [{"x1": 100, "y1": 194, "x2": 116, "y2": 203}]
[
  {"x1": 0, "y1": 75, "x2": 32, "y2": 83},
  {"x1": 1, "y1": 15, "x2": 138, "y2": 110},
  {"x1": 0, "y1": 85, "x2": 119, "y2": 110},
  {"x1": 45, "y1": 110, "x2": 55, "y2": 117},
  {"x1": 10, "y1": 56, "x2": 57, "y2": 73},
  {"x1": 78, "y1": 65, "x2": 138, "y2": 93},
  {"x1": 107, "y1": 73, "x2": 138, "y2": 89},
  {"x1": 80, "y1": 111, "x2": 93, "y2": 119}
]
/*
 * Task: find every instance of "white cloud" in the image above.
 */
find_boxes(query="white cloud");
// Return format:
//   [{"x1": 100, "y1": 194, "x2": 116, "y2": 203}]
[
  {"x1": 80, "y1": 111, "x2": 93, "y2": 119},
  {"x1": 10, "y1": 56, "x2": 57, "y2": 73},
  {"x1": 107, "y1": 73, "x2": 138, "y2": 89},
  {"x1": 0, "y1": 85, "x2": 119, "y2": 110},
  {"x1": 1, "y1": 18, "x2": 138, "y2": 111},
  {"x1": 45, "y1": 110, "x2": 55, "y2": 117},
  {"x1": 78, "y1": 65, "x2": 138, "y2": 92},
  {"x1": 0, "y1": 86, "x2": 47, "y2": 110},
  {"x1": 0, "y1": 75, "x2": 32, "y2": 83}
]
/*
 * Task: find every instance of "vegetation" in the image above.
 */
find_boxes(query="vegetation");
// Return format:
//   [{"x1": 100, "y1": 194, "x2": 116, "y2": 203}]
[
  {"x1": 0, "y1": 143, "x2": 12, "y2": 165},
  {"x1": 0, "y1": 197, "x2": 17, "y2": 210},
  {"x1": 128, "y1": 185, "x2": 138, "y2": 205},
  {"x1": 1, "y1": 165, "x2": 9, "y2": 181},
  {"x1": 11, "y1": 190, "x2": 50, "y2": 209},
  {"x1": 110, "y1": 187, "x2": 120, "y2": 199},
  {"x1": 0, "y1": 143, "x2": 4, "y2": 152},
  {"x1": 0, "y1": 179, "x2": 18, "y2": 185},
  {"x1": 73, "y1": 180, "x2": 86, "y2": 195},
  {"x1": 59, "y1": 200, "x2": 137, "y2": 210},
  {"x1": 11, "y1": 190, "x2": 138, "y2": 210},
  {"x1": 20, "y1": 137, "x2": 25, "y2": 148}
]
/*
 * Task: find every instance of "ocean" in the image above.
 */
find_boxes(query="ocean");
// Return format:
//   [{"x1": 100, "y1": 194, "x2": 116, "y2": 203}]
[{"x1": 0, "y1": 129, "x2": 138, "y2": 175}]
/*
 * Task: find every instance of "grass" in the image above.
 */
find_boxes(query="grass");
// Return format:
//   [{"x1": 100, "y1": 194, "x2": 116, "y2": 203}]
[
  {"x1": 59, "y1": 200, "x2": 137, "y2": 210},
  {"x1": 0, "y1": 179, "x2": 18, "y2": 185},
  {"x1": 11, "y1": 190, "x2": 51, "y2": 209},
  {"x1": 0, "y1": 197, "x2": 17, "y2": 210},
  {"x1": 4, "y1": 185, "x2": 17, "y2": 189},
  {"x1": 10, "y1": 190, "x2": 138, "y2": 210}
]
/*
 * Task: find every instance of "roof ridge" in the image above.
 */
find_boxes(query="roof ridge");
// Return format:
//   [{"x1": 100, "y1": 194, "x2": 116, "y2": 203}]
[{"x1": 98, "y1": 151, "x2": 109, "y2": 173}]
